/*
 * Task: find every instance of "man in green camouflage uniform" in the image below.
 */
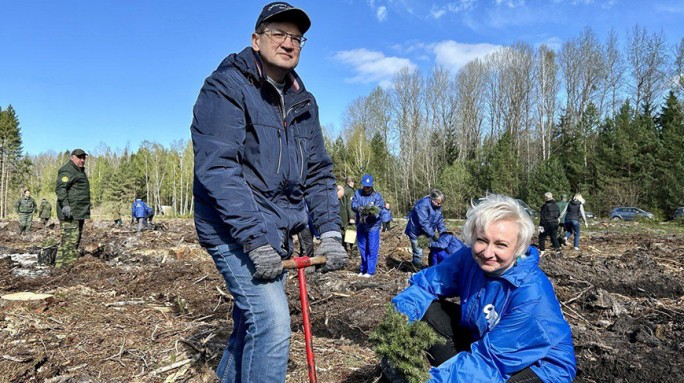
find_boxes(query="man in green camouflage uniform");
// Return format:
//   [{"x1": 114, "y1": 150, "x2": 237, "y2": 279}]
[
  {"x1": 38, "y1": 198, "x2": 52, "y2": 227},
  {"x1": 55, "y1": 149, "x2": 91, "y2": 268},
  {"x1": 16, "y1": 189, "x2": 37, "y2": 235}
]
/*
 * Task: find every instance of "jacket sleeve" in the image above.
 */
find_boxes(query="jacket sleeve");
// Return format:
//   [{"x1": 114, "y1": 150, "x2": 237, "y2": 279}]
[
  {"x1": 391, "y1": 248, "x2": 467, "y2": 321},
  {"x1": 418, "y1": 200, "x2": 435, "y2": 236},
  {"x1": 374, "y1": 193, "x2": 385, "y2": 218},
  {"x1": 15, "y1": 199, "x2": 20, "y2": 213},
  {"x1": 191, "y1": 72, "x2": 270, "y2": 252},
  {"x1": 351, "y1": 191, "x2": 360, "y2": 212},
  {"x1": 579, "y1": 205, "x2": 587, "y2": 223},
  {"x1": 55, "y1": 170, "x2": 71, "y2": 206},
  {"x1": 436, "y1": 211, "x2": 447, "y2": 234},
  {"x1": 303, "y1": 99, "x2": 340, "y2": 235},
  {"x1": 427, "y1": 303, "x2": 555, "y2": 383},
  {"x1": 346, "y1": 195, "x2": 354, "y2": 222}
]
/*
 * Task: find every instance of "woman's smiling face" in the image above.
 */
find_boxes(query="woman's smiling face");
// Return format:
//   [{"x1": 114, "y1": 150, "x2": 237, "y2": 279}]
[{"x1": 472, "y1": 219, "x2": 519, "y2": 273}]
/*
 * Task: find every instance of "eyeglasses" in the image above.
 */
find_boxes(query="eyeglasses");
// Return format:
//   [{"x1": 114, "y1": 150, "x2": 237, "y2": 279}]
[{"x1": 260, "y1": 29, "x2": 307, "y2": 48}]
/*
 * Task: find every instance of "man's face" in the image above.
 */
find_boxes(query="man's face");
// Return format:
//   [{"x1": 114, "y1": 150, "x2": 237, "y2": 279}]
[
  {"x1": 24, "y1": 191, "x2": 30, "y2": 198},
  {"x1": 252, "y1": 21, "x2": 302, "y2": 79},
  {"x1": 71, "y1": 155, "x2": 86, "y2": 169},
  {"x1": 431, "y1": 197, "x2": 443, "y2": 209}
]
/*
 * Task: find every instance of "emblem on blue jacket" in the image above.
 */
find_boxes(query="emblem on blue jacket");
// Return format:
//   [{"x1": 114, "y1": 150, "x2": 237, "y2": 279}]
[{"x1": 483, "y1": 304, "x2": 500, "y2": 330}]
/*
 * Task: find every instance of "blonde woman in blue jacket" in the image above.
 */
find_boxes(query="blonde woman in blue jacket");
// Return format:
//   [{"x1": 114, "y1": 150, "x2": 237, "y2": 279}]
[{"x1": 391, "y1": 194, "x2": 576, "y2": 383}]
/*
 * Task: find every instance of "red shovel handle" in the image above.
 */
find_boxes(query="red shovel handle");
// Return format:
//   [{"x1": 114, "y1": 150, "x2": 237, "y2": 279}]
[
  {"x1": 281, "y1": 256, "x2": 326, "y2": 383},
  {"x1": 282, "y1": 256, "x2": 327, "y2": 269}
]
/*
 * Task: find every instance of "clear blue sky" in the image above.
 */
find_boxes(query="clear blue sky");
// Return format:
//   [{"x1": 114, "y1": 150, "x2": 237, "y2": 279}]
[{"x1": 2, "y1": 0, "x2": 683, "y2": 156}]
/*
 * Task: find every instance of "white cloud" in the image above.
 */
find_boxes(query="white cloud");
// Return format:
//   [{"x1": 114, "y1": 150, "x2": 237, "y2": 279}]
[
  {"x1": 377, "y1": 5, "x2": 388, "y2": 21},
  {"x1": 495, "y1": 0, "x2": 526, "y2": 8},
  {"x1": 430, "y1": 0, "x2": 477, "y2": 19},
  {"x1": 333, "y1": 48, "x2": 418, "y2": 86},
  {"x1": 535, "y1": 36, "x2": 563, "y2": 51},
  {"x1": 432, "y1": 40, "x2": 503, "y2": 70},
  {"x1": 430, "y1": 6, "x2": 447, "y2": 19}
]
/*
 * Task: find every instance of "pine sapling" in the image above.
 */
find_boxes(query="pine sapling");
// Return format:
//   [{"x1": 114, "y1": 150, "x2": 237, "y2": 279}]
[{"x1": 370, "y1": 304, "x2": 444, "y2": 383}]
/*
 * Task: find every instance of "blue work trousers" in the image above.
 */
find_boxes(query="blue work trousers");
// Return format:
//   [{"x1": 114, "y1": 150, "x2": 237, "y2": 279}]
[{"x1": 357, "y1": 228, "x2": 380, "y2": 275}]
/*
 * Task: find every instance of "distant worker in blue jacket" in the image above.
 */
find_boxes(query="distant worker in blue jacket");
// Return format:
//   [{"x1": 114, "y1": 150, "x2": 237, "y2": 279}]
[
  {"x1": 352, "y1": 174, "x2": 385, "y2": 277},
  {"x1": 427, "y1": 232, "x2": 463, "y2": 267},
  {"x1": 405, "y1": 189, "x2": 447, "y2": 270},
  {"x1": 390, "y1": 194, "x2": 576, "y2": 383},
  {"x1": 190, "y1": 3, "x2": 348, "y2": 382},
  {"x1": 131, "y1": 198, "x2": 152, "y2": 233},
  {"x1": 380, "y1": 202, "x2": 393, "y2": 232}
]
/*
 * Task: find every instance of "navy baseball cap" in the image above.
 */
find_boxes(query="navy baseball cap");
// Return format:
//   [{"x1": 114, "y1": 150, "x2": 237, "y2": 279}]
[
  {"x1": 361, "y1": 174, "x2": 374, "y2": 187},
  {"x1": 255, "y1": 2, "x2": 311, "y2": 34}
]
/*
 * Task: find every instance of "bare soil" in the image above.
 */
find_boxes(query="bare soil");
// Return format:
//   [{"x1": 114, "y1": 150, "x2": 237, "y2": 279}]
[{"x1": 1, "y1": 219, "x2": 682, "y2": 383}]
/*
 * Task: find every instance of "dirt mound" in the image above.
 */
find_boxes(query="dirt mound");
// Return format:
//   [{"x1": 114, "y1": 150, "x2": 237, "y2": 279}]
[{"x1": 1, "y1": 220, "x2": 683, "y2": 382}]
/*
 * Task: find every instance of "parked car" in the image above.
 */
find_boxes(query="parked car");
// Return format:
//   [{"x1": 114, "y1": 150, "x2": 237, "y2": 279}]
[
  {"x1": 470, "y1": 197, "x2": 539, "y2": 219},
  {"x1": 673, "y1": 207, "x2": 684, "y2": 220},
  {"x1": 609, "y1": 207, "x2": 654, "y2": 221},
  {"x1": 515, "y1": 199, "x2": 539, "y2": 219}
]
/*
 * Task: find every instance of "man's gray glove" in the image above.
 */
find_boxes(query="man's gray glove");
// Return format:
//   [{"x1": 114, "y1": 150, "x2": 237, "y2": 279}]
[
  {"x1": 316, "y1": 235, "x2": 348, "y2": 273},
  {"x1": 248, "y1": 245, "x2": 283, "y2": 280},
  {"x1": 61, "y1": 205, "x2": 72, "y2": 219}
]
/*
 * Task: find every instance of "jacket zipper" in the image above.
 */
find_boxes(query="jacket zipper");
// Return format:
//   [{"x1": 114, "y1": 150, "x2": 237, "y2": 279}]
[
  {"x1": 276, "y1": 129, "x2": 282, "y2": 174},
  {"x1": 298, "y1": 139, "x2": 305, "y2": 178}
]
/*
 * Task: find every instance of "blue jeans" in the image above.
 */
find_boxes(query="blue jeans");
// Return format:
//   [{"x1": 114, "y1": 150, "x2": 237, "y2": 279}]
[
  {"x1": 206, "y1": 243, "x2": 290, "y2": 383},
  {"x1": 409, "y1": 237, "x2": 423, "y2": 264},
  {"x1": 564, "y1": 220, "x2": 581, "y2": 248}
]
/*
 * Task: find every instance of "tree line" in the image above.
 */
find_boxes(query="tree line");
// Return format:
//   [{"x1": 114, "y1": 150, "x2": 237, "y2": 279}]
[{"x1": 1, "y1": 26, "x2": 683, "y2": 221}]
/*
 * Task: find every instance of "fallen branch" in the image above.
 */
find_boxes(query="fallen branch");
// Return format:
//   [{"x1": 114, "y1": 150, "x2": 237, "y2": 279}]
[
  {"x1": 150, "y1": 354, "x2": 200, "y2": 376},
  {"x1": 105, "y1": 300, "x2": 145, "y2": 307},
  {"x1": 2, "y1": 354, "x2": 32, "y2": 363},
  {"x1": 215, "y1": 286, "x2": 232, "y2": 300},
  {"x1": 563, "y1": 285, "x2": 594, "y2": 305}
]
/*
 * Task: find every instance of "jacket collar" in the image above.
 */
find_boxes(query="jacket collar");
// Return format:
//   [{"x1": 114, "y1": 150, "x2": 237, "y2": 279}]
[
  {"x1": 220, "y1": 47, "x2": 304, "y2": 94},
  {"x1": 495, "y1": 246, "x2": 540, "y2": 287}
]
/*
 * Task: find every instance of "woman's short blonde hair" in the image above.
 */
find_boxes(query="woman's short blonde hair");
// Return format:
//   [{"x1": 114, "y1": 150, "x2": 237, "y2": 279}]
[
  {"x1": 573, "y1": 193, "x2": 585, "y2": 204},
  {"x1": 462, "y1": 194, "x2": 535, "y2": 257}
]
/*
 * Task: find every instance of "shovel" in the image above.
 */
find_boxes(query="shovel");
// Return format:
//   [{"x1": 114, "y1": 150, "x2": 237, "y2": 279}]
[{"x1": 282, "y1": 255, "x2": 327, "y2": 383}]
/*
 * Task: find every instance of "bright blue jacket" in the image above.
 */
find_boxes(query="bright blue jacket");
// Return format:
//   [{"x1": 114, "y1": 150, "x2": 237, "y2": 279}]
[
  {"x1": 428, "y1": 233, "x2": 464, "y2": 265},
  {"x1": 351, "y1": 188, "x2": 384, "y2": 232},
  {"x1": 392, "y1": 246, "x2": 576, "y2": 383},
  {"x1": 405, "y1": 196, "x2": 447, "y2": 240},
  {"x1": 380, "y1": 207, "x2": 392, "y2": 223},
  {"x1": 131, "y1": 199, "x2": 151, "y2": 219},
  {"x1": 191, "y1": 48, "x2": 339, "y2": 256}
]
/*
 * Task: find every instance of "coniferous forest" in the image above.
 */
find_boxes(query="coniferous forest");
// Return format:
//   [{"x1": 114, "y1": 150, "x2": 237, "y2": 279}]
[{"x1": 2, "y1": 26, "x2": 683, "y2": 220}]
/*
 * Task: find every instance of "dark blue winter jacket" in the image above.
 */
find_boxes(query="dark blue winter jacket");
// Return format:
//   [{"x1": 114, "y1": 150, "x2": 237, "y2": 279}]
[
  {"x1": 392, "y1": 246, "x2": 576, "y2": 382},
  {"x1": 131, "y1": 199, "x2": 151, "y2": 219},
  {"x1": 405, "y1": 195, "x2": 447, "y2": 239},
  {"x1": 191, "y1": 47, "x2": 339, "y2": 256},
  {"x1": 351, "y1": 189, "x2": 384, "y2": 232}
]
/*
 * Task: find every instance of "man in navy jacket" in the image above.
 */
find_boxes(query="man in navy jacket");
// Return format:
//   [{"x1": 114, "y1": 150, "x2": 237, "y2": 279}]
[{"x1": 190, "y1": 3, "x2": 347, "y2": 382}]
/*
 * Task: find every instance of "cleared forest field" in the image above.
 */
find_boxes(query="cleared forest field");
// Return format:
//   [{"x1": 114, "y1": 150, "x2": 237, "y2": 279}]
[{"x1": 1, "y1": 218, "x2": 683, "y2": 382}]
